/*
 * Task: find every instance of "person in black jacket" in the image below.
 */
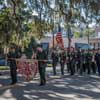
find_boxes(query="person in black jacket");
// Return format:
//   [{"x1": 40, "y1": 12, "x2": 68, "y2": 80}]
[
  {"x1": 51, "y1": 50, "x2": 58, "y2": 75},
  {"x1": 36, "y1": 44, "x2": 47, "y2": 86},
  {"x1": 7, "y1": 46, "x2": 19, "y2": 85},
  {"x1": 59, "y1": 50, "x2": 66, "y2": 75},
  {"x1": 95, "y1": 49, "x2": 100, "y2": 76}
]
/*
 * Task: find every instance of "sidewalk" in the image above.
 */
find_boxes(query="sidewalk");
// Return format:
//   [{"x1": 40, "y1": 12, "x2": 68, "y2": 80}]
[{"x1": 0, "y1": 68, "x2": 100, "y2": 100}]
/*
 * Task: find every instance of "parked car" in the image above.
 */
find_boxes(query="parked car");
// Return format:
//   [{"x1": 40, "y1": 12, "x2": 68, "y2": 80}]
[{"x1": 0, "y1": 59, "x2": 6, "y2": 66}]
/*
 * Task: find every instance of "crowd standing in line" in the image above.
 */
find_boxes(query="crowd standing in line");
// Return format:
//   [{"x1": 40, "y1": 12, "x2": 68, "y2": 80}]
[
  {"x1": 51, "y1": 48, "x2": 100, "y2": 76},
  {"x1": 6, "y1": 43, "x2": 100, "y2": 86}
]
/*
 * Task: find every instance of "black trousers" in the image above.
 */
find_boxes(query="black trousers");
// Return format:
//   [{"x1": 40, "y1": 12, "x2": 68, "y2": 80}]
[
  {"x1": 70, "y1": 60, "x2": 75, "y2": 75},
  {"x1": 38, "y1": 63, "x2": 46, "y2": 84},
  {"x1": 97, "y1": 64, "x2": 100, "y2": 76},
  {"x1": 86, "y1": 62, "x2": 91, "y2": 74},
  {"x1": 77, "y1": 61, "x2": 81, "y2": 72},
  {"x1": 10, "y1": 68, "x2": 17, "y2": 83},
  {"x1": 52, "y1": 61, "x2": 57, "y2": 75},
  {"x1": 83, "y1": 63, "x2": 86, "y2": 72},
  {"x1": 10, "y1": 63, "x2": 17, "y2": 84},
  {"x1": 67, "y1": 63, "x2": 70, "y2": 73},
  {"x1": 79, "y1": 61, "x2": 84, "y2": 75},
  {"x1": 60, "y1": 62, "x2": 64, "y2": 75},
  {"x1": 91, "y1": 62, "x2": 96, "y2": 74}
]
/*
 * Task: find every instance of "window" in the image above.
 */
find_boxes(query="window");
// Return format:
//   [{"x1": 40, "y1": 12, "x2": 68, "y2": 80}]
[{"x1": 94, "y1": 43, "x2": 95, "y2": 49}]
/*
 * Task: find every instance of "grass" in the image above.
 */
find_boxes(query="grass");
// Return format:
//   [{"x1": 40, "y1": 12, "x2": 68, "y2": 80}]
[
  {"x1": 47, "y1": 64, "x2": 52, "y2": 67},
  {"x1": 0, "y1": 66, "x2": 9, "y2": 70}
]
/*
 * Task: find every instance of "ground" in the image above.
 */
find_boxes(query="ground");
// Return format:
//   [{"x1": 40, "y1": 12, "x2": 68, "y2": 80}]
[{"x1": 0, "y1": 67, "x2": 100, "y2": 100}]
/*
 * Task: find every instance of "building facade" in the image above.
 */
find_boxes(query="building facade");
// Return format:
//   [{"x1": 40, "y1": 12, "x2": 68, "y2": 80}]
[{"x1": 89, "y1": 38, "x2": 100, "y2": 49}]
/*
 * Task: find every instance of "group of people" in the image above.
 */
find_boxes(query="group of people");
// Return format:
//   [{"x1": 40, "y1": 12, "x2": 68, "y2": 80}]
[
  {"x1": 6, "y1": 44, "x2": 100, "y2": 86},
  {"x1": 7, "y1": 44, "x2": 47, "y2": 86},
  {"x1": 51, "y1": 48, "x2": 100, "y2": 76}
]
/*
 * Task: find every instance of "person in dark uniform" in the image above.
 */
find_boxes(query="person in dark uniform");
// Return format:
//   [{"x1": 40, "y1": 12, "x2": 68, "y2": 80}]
[
  {"x1": 59, "y1": 50, "x2": 66, "y2": 75},
  {"x1": 66, "y1": 50, "x2": 70, "y2": 73},
  {"x1": 36, "y1": 44, "x2": 47, "y2": 86},
  {"x1": 71, "y1": 49, "x2": 77, "y2": 75},
  {"x1": 51, "y1": 50, "x2": 58, "y2": 75},
  {"x1": 95, "y1": 49, "x2": 100, "y2": 76},
  {"x1": 79, "y1": 50, "x2": 85, "y2": 75},
  {"x1": 91, "y1": 50, "x2": 96, "y2": 74},
  {"x1": 76, "y1": 49, "x2": 81, "y2": 72},
  {"x1": 67, "y1": 50, "x2": 75, "y2": 75},
  {"x1": 82, "y1": 50, "x2": 87, "y2": 73},
  {"x1": 7, "y1": 46, "x2": 19, "y2": 85},
  {"x1": 85, "y1": 50, "x2": 92, "y2": 74}
]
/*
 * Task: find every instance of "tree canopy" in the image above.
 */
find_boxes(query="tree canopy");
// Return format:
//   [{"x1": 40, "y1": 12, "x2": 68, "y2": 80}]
[{"x1": 0, "y1": 0, "x2": 100, "y2": 47}]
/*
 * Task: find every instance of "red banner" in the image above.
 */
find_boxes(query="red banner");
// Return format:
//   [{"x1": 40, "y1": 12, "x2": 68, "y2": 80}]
[{"x1": 16, "y1": 59, "x2": 38, "y2": 81}]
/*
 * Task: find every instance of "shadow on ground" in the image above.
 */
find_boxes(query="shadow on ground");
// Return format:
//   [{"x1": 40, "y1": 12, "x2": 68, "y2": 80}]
[{"x1": 0, "y1": 72, "x2": 100, "y2": 100}]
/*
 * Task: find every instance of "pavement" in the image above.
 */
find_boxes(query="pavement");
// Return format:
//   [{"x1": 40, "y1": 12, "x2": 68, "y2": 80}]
[{"x1": 0, "y1": 67, "x2": 100, "y2": 100}]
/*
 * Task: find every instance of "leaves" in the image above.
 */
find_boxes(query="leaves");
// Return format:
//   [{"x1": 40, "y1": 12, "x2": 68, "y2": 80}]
[{"x1": 0, "y1": 0, "x2": 100, "y2": 47}]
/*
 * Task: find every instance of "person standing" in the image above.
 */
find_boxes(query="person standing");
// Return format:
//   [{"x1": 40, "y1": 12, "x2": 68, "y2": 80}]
[
  {"x1": 95, "y1": 49, "x2": 100, "y2": 76},
  {"x1": 36, "y1": 44, "x2": 47, "y2": 86},
  {"x1": 79, "y1": 50, "x2": 85, "y2": 75},
  {"x1": 51, "y1": 50, "x2": 58, "y2": 75},
  {"x1": 7, "y1": 46, "x2": 19, "y2": 85},
  {"x1": 81, "y1": 50, "x2": 87, "y2": 73},
  {"x1": 70, "y1": 50, "x2": 76, "y2": 75},
  {"x1": 91, "y1": 50, "x2": 96, "y2": 74},
  {"x1": 59, "y1": 50, "x2": 66, "y2": 75},
  {"x1": 76, "y1": 49, "x2": 81, "y2": 73},
  {"x1": 85, "y1": 50, "x2": 92, "y2": 74},
  {"x1": 67, "y1": 50, "x2": 75, "y2": 75}
]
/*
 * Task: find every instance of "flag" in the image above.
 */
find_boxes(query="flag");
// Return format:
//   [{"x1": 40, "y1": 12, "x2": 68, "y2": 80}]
[{"x1": 56, "y1": 32, "x2": 64, "y2": 48}]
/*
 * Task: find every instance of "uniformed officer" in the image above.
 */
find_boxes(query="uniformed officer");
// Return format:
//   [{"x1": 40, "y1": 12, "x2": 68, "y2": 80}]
[
  {"x1": 82, "y1": 50, "x2": 87, "y2": 73},
  {"x1": 7, "y1": 46, "x2": 19, "y2": 85},
  {"x1": 59, "y1": 50, "x2": 66, "y2": 75},
  {"x1": 95, "y1": 49, "x2": 100, "y2": 76},
  {"x1": 66, "y1": 50, "x2": 70, "y2": 73},
  {"x1": 36, "y1": 44, "x2": 47, "y2": 86},
  {"x1": 79, "y1": 50, "x2": 85, "y2": 75},
  {"x1": 76, "y1": 49, "x2": 81, "y2": 73},
  {"x1": 68, "y1": 50, "x2": 75, "y2": 75},
  {"x1": 51, "y1": 49, "x2": 58, "y2": 75},
  {"x1": 91, "y1": 50, "x2": 96, "y2": 74},
  {"x1": 85, "y1": 50, "x2": 92, "y2": 74}
]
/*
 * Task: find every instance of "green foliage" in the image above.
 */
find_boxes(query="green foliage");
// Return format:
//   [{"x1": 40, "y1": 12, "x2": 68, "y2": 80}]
[
  {"x1": 0, "y1": 0, "x2": 100, "y2": 49},
  {"x1": 24, "y1": 37, "x2": 37, "y2": 58},
  {"x1": 83, "y1": 28, "x2": 95, "y2": 37},
  {"x1": 74, "y1": 31, "x2": 80, "y2": 38},
  {"x1": 0, "y1": 66, "x2": 9, "y2": 70},
  {"x1": 0, "y1": 7, "x2": 16, "y2": 45}
]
